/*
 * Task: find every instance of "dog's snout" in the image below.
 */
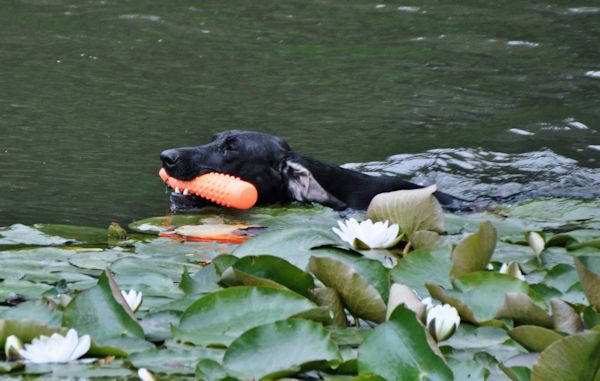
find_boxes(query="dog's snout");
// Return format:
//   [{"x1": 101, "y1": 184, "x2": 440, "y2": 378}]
[{"x1": 160, "y1": 149, "x2": 180, "y2": 167}]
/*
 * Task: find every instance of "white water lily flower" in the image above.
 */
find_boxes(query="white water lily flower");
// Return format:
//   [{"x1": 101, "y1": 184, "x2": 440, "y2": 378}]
[
  {"x1": 4, "y1": 335, "x2": 24, "y2": 360},
  {"x1": 332, "y1": 218, "x2": 400, "y2": 249},
  {"x1": 499, "y1": 262, "x2": 526, "y2": 281},
  {"x1": 138, "y1": 368, "x2": 156, "y2": 381},
  {"x1": 527, "y1": 231, "x2": 545, "y2": 256},
  {"x1": 426, "y1": 304, "x2": 460, "y2": 342},
  {"x1": 121, "y1": 289, "x2": 143, "y2": 312},
  {"x1": 18, "y1": 329, "x2": 90, "y2": 363}
]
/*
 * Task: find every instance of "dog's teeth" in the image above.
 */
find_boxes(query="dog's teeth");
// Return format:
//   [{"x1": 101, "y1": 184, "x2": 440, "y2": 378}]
[
  {"x1": 183, "y1": 188, "x2": 189, "y2": 195},
  {"x1": 175, "y1": 187, "x2": 181, "y2": 194}
]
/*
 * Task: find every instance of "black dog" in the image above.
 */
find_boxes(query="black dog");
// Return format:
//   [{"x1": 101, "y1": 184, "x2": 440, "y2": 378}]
[{"x1": 160, "y1": 130, "x2": 464, "y2": 211}]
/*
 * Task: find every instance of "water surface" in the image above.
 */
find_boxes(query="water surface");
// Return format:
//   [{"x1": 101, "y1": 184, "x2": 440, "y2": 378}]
[{"x1": 1, "y1": 1, "x2": 599, "y2": 226}]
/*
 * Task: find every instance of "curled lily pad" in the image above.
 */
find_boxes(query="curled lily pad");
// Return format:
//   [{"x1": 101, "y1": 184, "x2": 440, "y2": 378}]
[
  {"x1": 574, "y1": 256, "x2": 600, "y2": 309},
  {"x1": 450, "y1": 221, "x2": 497, "y2": 278},
  {"x1": 551, "y1": 298, "x2": 583, "y2": 334},
  {"x1": 366, "y1": 185, "x2": 444, "y2": 237},
  {"x1": 310, "y1": 257, "x2": 386, "y2": 323},
  {"x1": 496, "y1": 292, "x2": 552, "y2": 328},
  {"x1": 310, "y1": 287, "x2": 348, "y2": 326},
  {"x1": 531, "y1": 330, "x2": 600, "y2": 381},
  {"x1": 223, "y1": 319, "x2": 342, "y2": 380},
  {"x1": 508, "y1": 326, "x2": 564, "y2": 352}
]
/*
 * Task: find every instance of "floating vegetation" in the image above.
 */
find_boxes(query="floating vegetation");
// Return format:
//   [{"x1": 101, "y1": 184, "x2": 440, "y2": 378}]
[{"x1": 0, "y1": 197, "x2": 598, "y2": 379}]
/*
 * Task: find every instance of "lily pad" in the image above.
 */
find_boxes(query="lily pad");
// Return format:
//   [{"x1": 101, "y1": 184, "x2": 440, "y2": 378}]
[
  {"x1": 310, "y1": 257, "x2": 386, "y2": 323},
  {"x1": 531, "y1": 330, "x2": 600, "y2": 381},
  {"x1": 174, "y1": 286, "x2": 317, "y2": 346},
  {"x1": 357, "y1": 305, "x2": 453, "y2": 381},
  {"x1": 310, "y1": 288, "x2": 348, "y2": 326},
  {"x1": 62, "y1": 272, "x2": 145, "y2": 350},
  {"x1": 366, "y1": 185, "x2": 444, "y2": 236},
  {"x1": 390, "y1": 248, "x2": 452, "y2": 298},
  {"x1": 130, "y1": 346, "x2": 223, "y2": 375},
  {"x1": 233, "y1": 227, "x2": 339, "y2": 269},
  {"x1": 508, "y1": 325, "x2": 564, "y2": 352},
  {"x1": 231, "y1": 255, "x2": 315, "y2": 297},
  {"x1": 450, "y1": 221, "x2": 497, "y2": 278},
  {"x1": 223, "y1": 319, "x2": 342, "y2": 380},
  {"x1": 427, "y1": 272, "x2": 537, "y2": 324},
  {"x1": 574, "y1": 255, "x2": 600, "y2": 309}
]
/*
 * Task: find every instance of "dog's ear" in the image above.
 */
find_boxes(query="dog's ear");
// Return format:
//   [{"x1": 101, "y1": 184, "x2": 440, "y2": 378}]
[{"x1": 284, "y1": 161, "x2": 347, "y2": 210}]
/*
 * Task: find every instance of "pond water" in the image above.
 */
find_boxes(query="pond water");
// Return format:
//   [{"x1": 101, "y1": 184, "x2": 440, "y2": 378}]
[{"x1": 1, "y1": 1, "x2": 599, "y2": 227}]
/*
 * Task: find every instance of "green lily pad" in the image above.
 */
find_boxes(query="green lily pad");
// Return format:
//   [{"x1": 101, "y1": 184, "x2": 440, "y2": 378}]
[
  {"x1": 62, "y1": 272, "x2": 145, "y2": 350},
  {"x1": 509, "y1": 325, "x2": 564, "y2": 352},
  {"x1": 441, "y1": 325, "x2": 509, "y2": 350},
  {"x1": 497, "y1": 198, "x2": 600, "y2": 228},
  {"x1": 68, "y1": 250, "x2": 135, "y2": 270},
  {"x1": 233, "y1": 227, "x2": 339, "y2": 270},
  {"x1": 310, "y1": 256, "x2": 386, "y2": 323},
  {"x1": 427, "y1": 272, "x2": 537, "y2": 324},
  {"x1": 130, "y1": 346, "x2": 223, "y2": 375},
  {"x1": 450, "y1": 221, "x2": 497, "y2": 278},
  {"x1": 496, "y1": 292, "x2": 552, "y2": 327},
  {"x1": 390, "y1": 248, "x2": 452, "y2": 299},
  {"x1": 366, "y1": 185, "x2": 444, "y2": 236},
  {"x1": 223, "y1": 319, "x2": 342, "y2": 380},
  {"x1": 357, "y1": 305, "x2": 453, "y2": 381},
  {"x1": 231, "y1": 255, "x2": 315, "y2": 297},
  {"x1": 551, "y1": 298, "x2": 583, "y2": 334},
  {"x1": 139, "y1": 310, "x2": 181, "y2": 342},
  {"x1": 574, "y1": 255, "x2": 600, "y2": 309},
  {"x1": 180, "y1": 265, "x2": 220, "y2": 296},
  {"x1": 310, "y1": 288, "x2": 348, "y2": 326},
  {"x1": 25, "y1": 361, "x2": 133, "y2": 378},
  {"x1": 0, "y1": 319, "x2": 62, "y2": 347},
  {"x1": 174, "y1": 286, "x2": 317, "y2": 346},
  {"x1": 0, "y1": 279, "x2": 53, "y2": 302},
  {"x1": 0, "y1": 301, "x2": 61, "y2": 327},
  {"x1": 36, "y1": 224, "x2": 110, "y2": 246},
  {"x1": 500, "y1": 353, "x2": 538, "y2": 381},
  {"x1": 531, "y1": 331, "x2": 600, "y2": 381},
  {"x1": 0, "y1": 224, "x2": 71, "y2": 246}
]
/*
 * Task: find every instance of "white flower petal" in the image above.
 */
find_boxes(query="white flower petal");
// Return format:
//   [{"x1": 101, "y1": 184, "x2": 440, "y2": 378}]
[
  {"x1": 4, "y1": 335, "x2": 23, "y2": 360},
  {"x1": 138, "y1": 368, "x2": 156, "y2": 381},
  {"x1": 332, "y1": 218, "x2": 400, "y2": 249},
  {"x1": 69, "y1": 334, "x2": 91, "y2": 361},
  {"x1": 17, "y1": 329, "x2": 90, "y2": 363}
]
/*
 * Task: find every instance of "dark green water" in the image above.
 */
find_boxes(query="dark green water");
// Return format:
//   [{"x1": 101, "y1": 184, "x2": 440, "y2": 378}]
[{"x1": 1, "y1": 1, "x2": 599, "y2": 227}]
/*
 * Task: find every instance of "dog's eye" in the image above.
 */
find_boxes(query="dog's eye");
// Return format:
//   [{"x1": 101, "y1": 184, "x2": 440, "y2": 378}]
[{"x1": 221, "y1": 138, "x2": 237, "y2": 152}]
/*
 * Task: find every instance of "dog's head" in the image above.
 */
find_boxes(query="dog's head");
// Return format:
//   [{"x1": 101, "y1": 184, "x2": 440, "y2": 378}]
[{"x1": 160, "y1": 130, "x2": 346, "y2": 210}]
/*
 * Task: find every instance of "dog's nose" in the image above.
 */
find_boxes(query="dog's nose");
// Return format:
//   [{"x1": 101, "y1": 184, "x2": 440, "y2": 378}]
[{"x1": 160, "y1": 149, "x2": 179, "y2": 167}]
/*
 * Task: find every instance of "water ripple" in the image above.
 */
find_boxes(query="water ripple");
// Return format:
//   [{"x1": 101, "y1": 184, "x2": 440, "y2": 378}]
[{"x1": 344, "y1": 149, "x2": 600, "y2": 202}]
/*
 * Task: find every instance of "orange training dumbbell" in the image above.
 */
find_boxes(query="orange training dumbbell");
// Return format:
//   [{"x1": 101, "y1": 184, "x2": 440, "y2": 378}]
[{"x1": 159, "y1": 168, "x2": 258, "y2": 209}]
